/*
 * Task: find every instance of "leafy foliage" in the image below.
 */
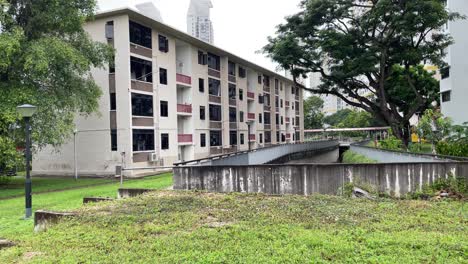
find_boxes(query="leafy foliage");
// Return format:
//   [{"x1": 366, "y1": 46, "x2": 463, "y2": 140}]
[
  {"x1": 379, "y1": 132, "x2": 403, "y2": 151},
  {"x1": 324, "y1": 109, "x2": 384, "y2": 128},
  {"x1": 303, "y1": 95, "x2": 324, "y2": 129},
  {"x1": 342, "y1": 151, "x2": 377, "y2": 164},
  {"x1": 436, "y1": 141, "x2": 468, "y2": 157},
  {"x1": 263, "y1": 0, "x2": 462, "y2": 146},
  {"x1": 0, "y1": 0, "x2": 113, "y2": 162}
]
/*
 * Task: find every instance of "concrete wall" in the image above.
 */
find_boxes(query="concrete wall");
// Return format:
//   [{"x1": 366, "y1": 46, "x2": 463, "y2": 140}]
[
  {"x1": 174, "y1": 162, "x2": 468, "y2": 197},
  {"x1": 350, "y1": 145, "x2": 457, "y2": 163}
]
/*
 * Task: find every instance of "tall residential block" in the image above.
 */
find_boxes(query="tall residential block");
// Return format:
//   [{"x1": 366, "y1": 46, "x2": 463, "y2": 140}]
[
  {"x1": 187, "y1": 0, "x2": 214, "y2": 44},
  {"x1": 32, "y1": 8, "x2": 305, "y2": 177}
]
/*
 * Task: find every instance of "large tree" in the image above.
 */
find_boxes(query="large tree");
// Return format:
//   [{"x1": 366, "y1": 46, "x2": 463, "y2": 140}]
[
  {"x1": 263, "y1": 0, "x2": 461, "y2": 147},
  {"x1": 303, "y1": 95, "x2": 324, "y2": 129},
  {"x1": 0, "y1": 0, "x2": 112, "y2": 169}
]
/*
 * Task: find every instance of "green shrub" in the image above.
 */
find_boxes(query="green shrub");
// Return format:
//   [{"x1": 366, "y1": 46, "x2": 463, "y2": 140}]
[
  {"x1": 379, "y1": 136, "x2": 403, "y2": 151},
  {"x1": 408, "y1": 176, "x2": 467, "y2": 200},
  {"x1": 0, "y1": 175, "x2": 12, "y2": 186},
  {"x1": 436, "y1": 141, "x2": 468, "y2": 157},
  {"x1": 341, "y1": 178, "x2": 378, "y2": 197},
  {"x1": 342, "y1": 151, "x2": 377, "y2": 163}
]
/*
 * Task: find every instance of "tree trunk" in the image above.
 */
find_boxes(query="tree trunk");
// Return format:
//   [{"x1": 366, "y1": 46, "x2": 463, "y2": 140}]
[{"x1": 391, "y1": 121, "x2": 411, "y2": 150}]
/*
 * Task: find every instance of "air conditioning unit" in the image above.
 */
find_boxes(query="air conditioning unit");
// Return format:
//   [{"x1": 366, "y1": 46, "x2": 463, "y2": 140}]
[{"x1": 149, "y1": 153, "x2": 158, "y2": 162}]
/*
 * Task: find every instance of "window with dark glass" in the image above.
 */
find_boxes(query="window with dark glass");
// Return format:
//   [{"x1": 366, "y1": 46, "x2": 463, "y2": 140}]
[
  {"x1": 259, "y1": 113, "x2": 263, "y2": 123},
  {"x1": 265, "y1": 131, "x2": 271, "y2": 143},
  {"x1": 264, "y1": 112, "x2": 271, "y2": 125},
  {"x1": 132, "y1": 129, "x2": 154, "y2": 151},
  {"x1": 200, "y1": 133, "x2": 206, "y2": 147},
  {"x1": 296, "y1": 132, "x2": 301, "y2": 141},
  {"x1": 276, "y1": 114, "x2": 279, "y2": 125},
  {"x1": 239, "y1": 111, "x2": 244, "y2": 123},
  {"x1": 239, "y1": 89, "x2": 244, "y2": 101},
  {"x1": 129, "y1": 21, "x2": 152, "y2": 49},
  {"x1": 229, "y1": 107, "x2": 237, "y2": 122},
  {"x1": 240, "y1": 133, "x2": 245, "y2": 145},
  {"x1": 111, "y1": 129, "x2": 117, "y2": 151},
  {"x1": 441, "y1": 66, "x2": 450, "y2": 79},
  {"x1": 199, "y1": 78, "x2": 205, "y2": 92},
  {"x1": 276, "y1": 132, "x2": 280, "y2": 142},
  {"x1": 161, "y1": 133, "x2": 169, "y2": 150},
  {"x1": 131, "y1": 56, "x2": 152, "y2": 83},
  {"x1": 209, "y1": 78, "x2": 221, "y2": 96},
  {"x1": 259, "y1": 94, "x2": 264, "y2": 104},
  {"x1": 280, "y1": 99, "x2": 283, "y2": 108},
  {"x1": 198, "y1": 51, "x2": 207, "y2": 65},
  {"x1": 209, "y1": 104, "x2": 222, "y2": 121},
  {"x1": 281, "y1": 116, "x2": 284, "y2": 125},
  {"x1": 229, "y1": 131, "x2": 237, "y2": 146},
  {"x1": 258, "y1": 75, "x2": 262, "y2": 84},
  {"x1": 441, "y1": 91, "x2": 451, "y2": 102},
  {"x1": 229, "y1": 84, "x2": 236, "y2": 100},
  {"x1": 228, "y1": 61, "x2": 236, "y2": 76},
  {"x1": 159, "y1": 68, "x2": 167, "y2": 85},
  {"x1": 275, "y1": 79, "x2": 279, "y2": 89},
  {"x1": 282, "y1": 134, "x2": 286, "y2": 142},
  {"x1": 132, "y1": 93, "x2": 153, "y2": 117},
  {"x1": 160, "y1": 101, "x2": 168, "y2": 117},
  {"x1": 210, "y1": 131, "x2": 222, "y2": 146},
  {"x1": 158, "y1": 34, "x2": 169, "y2": 53},
  {"x1": 200, "y1": 106, "x2": 206, "y2": 120},
  {"x1": 106, "y1": 21, "x2": 114, "y2": 40},
  {"x1": 264, "y1": 94, "x2": 270, "y2": 106},
  {"x1": 263, "y1": 75, "x2": 270, "y2": 87},
  {"x1": 239, "y1": 67, "x2": 246, "y2": 78},
  {"x1": 259, "y1": 133, "x2": 263, "y2": 143},
  {"x1": 275, "y1": 96, "x2": 279, "y2": 107},
  {"x1": 207, "y1": 53, "x2": 220, "y2": 70},
  {"x1": 110, "y1": 93, "x2": 116, "y2": 110}
]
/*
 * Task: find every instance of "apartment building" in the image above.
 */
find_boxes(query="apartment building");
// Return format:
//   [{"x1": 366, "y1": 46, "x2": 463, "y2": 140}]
[{"x1": 32, "y1": 8, "x2": 305, "y2": 177}]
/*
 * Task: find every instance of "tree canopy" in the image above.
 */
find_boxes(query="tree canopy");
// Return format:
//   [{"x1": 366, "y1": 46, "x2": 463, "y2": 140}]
[
  {"x1": 0, "y1": 0, "x2": 113, "y2": 170},
  {"x1": 324, "y1": 109, "x2": 385, "y2": 128},
  {"x1": 303, "y1": 95, "x2": 324, "y2": 129},
  {"x1": 263, "y1": 0, "x2": 462, "y2": 146}
]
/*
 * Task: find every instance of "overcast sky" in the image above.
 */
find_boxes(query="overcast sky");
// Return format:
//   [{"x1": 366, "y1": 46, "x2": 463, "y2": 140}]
[{"x1": 97, "y1": 0, "x2": 303, "y2": 74}]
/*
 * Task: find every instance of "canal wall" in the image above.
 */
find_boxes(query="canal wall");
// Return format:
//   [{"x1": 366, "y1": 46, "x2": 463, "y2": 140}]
[{"x1": 173, "y1": 162, "x2": 468, "y2": 197}]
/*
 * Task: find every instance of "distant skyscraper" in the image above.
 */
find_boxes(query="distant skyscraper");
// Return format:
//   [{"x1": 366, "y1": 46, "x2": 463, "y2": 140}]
[{"x1": 187, "y1": 0, "x2": 214, "y2": 44}]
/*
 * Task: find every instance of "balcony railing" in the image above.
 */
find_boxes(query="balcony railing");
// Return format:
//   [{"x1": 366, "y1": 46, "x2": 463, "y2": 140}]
[
  {"x1": 247, "y1": 92, "x2": 255, "y2": 100},
  {"x1": 176, "y1": 73, "x2": 192, "y2": 85},
  {"x1": 247, "y1": 113, "x2": 255, "y2": 120},
  {"x1": 286, "y1": 133, "x2": 291, "y2": 139},
  {"x1": 177, "y1": 104, "x2": 192, "y2": 114},
  {"x1": 249, "y1": 134, "x2": 256, "y2": 141},
  {"x1": 286, "y1": 117, "x2": 290, "y2": 123},
  {"x1": 285, "y1": 101, "x2": 290, "y2": 107},
  {"x1": 178, "y1": 134, "x2": 193, "y2": 143}
]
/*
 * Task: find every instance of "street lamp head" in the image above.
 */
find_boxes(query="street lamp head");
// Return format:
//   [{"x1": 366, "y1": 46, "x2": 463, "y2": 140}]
[{"x1": 17, "y1": 104, "x2": 37, "y2": 118}]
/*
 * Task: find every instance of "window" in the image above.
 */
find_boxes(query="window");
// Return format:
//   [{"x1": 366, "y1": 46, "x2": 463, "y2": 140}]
[
  {"x1": 229, "y1": 107, "x2": 237, "y2": 122},
  {"x1": 275, "y1": 96, "x2": 279, "y2": 107},
  {"x1": 259, "y1": 113, "x2": 263, "y2": 124},
  {"x1": 275, "y1": 79, "x2": 279, "y2": 89},
  {"x1": 209, "y1": 78, "x2": 221, "y2": 96},
  {"x1": 275, "y1": 114, "x2": 279, "y2": 125},
  {"x1": 228, "y1": 61, "x2": 236, "y2": 76},
  {"x1": 159, "y1": 68, "x2": 167, "y2": 85},
  {"x1": 129, "y1": 21, "x2": 151, "y2": 49},
  {"x1": 198, "y1": 51, "x2": 207, "y2": 65},
  {"x1": 441, "y1": 66, "x2": 450, "y2": 79},
  {"x1": 199, "y1": 78, "x2": 205, "y2": 92},
  {"x1": 441, "y1": 91, "x2": 451, "y2": 102},
  {"x1": 295, "y1": 132, "x2": 301, "y2": 141},
  {"x1": 161, "y1": 133, "x2": 169, "y2": 150},
  {"x1": 132, "y1": 129, "x2": 154, "y2": 151},
  {"x1": 210, "y1": 131, "x2": 222, "y2": 146},
  {"x1": 282, "y1": 134, "x2": 286, "y2": 142},
  {"x1": 111, "y1": 129, "x2": 117, "y2": 151},
  {"x1": 259, "y1": 133, "x2": 263, "y2": 144},
  {"x1": 110, "y1": 93, "x2": 116, "y2": 110},
  {"x1": 276, "y1": 132, "x2": 280, "y2": 142},
  {"x1": 259, "y1": 94, "x2": 264, "y2": 104},
  {"x1": 239, "y1": 89, "x2": 244, "y2": 101},
  {"x1": 265, "y1": 131, "x2": 271, "y2": 143},
  {"x1": 280, "y1": 99, "x2": 283, "y2": 108},
  {"x1": 132, "y1": 93, "x2": 153, "y2": 117},
  {"x1": 239, "y1": 67, "x2": 246, "y2": 78},
  {"x1": 240, "y1": 133, "x2": 245, "y2": 145},
  {"x1": 281, "y1": 116, "x2": 284, "y2": 125},
  {"x1": 207, "y1": 53, "x2": 220, "y2": 70},
  {"x1": 200, "y1": 106, "x2": 206, "y2": 120},
  {"x1": 131, "y1": 57, "x2": 152, "y2": 83},
  {"x1": 229, "y1": 131, "x2": 237, "y2": 146},
  {"x1": 264, "y1": 94, "x2": 271, "y2": 106},
  {"x1": 160, "y1": 101, "x2": 168, "y2": 117},
  {"x1": 158, "y1": 35, "x2": 169, "y2": 53},
  {"x1": 239, "y1": 111, "x2": 244, "y2": 123},
  {"x1": 106, "y1": 21, "x2": 114, "y2": 40},
  {"x1": 200, "y1": 133, "x2": 206, "y2": 147},
  {"x1": 209, "y1": 104, "x2": 222, "y2": 121},
  {"x1": 264, "y1": 112, "x2": 271, "y2": 125},
  {"x1": 109, "y1": 58, "x2": 115, "y2": 74},
  {"x1": 263, "y1": 75, "x2": 270, "y2": 87},
  {"x1": 258, "y1": 75, "x2": 262, "y2": 84},
  {"x1": 229, "y1": 84, "x2": 236, "y2": 100}
]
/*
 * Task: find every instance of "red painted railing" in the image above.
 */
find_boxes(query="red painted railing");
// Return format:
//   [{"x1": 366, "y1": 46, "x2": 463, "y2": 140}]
[
  {"x1": 286, "y1": 133, "x2": 291, "y2": 139},
  {"x1": 177, "y1": 104, "x2": 192, "y2": 114},
  {"x1": 286, "y1": 117, "x2": 290, "y2": 123},
  {"x1": 285, "y1": 101, "x2": 290, "y2": 107},
  {"x1": 249, "y1": 134, "x2": 256, "y2": 141},
  {"x1": 247, "y1": 91, "x2": 255, "y2": 99},
  {"x1": 178, "y1": 134, "x2": 193, "y2": 143},
  {"x1": 176, "y1": 73, "x2": 192, "y2": 85},
  {"x1": 247, "y1": 113, "x2": 255, "y2": 120}
]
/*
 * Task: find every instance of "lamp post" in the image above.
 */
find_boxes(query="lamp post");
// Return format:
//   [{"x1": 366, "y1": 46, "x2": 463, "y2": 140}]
[
  {"x1": 17, "y1": 104, "x2": 37, "y2": 219},
  {"x1": 73, "y1": 129, "x2": 78, "y2": 181}
]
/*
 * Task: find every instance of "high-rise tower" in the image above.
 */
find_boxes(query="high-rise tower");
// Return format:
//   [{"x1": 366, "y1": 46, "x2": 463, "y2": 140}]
[{"x1": 187, "y1": 0, "x2": 214, "y2": 44}]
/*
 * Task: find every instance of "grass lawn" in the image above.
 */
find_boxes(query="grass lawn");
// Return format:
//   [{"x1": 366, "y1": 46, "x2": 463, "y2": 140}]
[
  {"x1": 342, "y1": 150, "x2": 377, "y2": 163},
  {"x1": 0, "y1": 176, "x2": 115, "y2": 199},
  {"x1": 0, "y1": 173, "x2": 173, "y2": 241},
  {"x1": 1, "y1": 190, "x2": 466, "y2": 263}
]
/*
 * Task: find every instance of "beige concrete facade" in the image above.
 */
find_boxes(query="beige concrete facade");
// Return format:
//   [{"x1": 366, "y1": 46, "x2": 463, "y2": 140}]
[{"x1": 33, "y1": 8, "x2": 304, "y2": 177}]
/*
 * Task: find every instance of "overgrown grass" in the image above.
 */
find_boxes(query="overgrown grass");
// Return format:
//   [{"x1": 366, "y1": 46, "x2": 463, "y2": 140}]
[
  {"x1": 0, "y1": 176, "x2": 115, "y2": 199},
  {"x1": 342, "y1": 150, "x2": 377, "y2": 163},
  {"x1": 1, "y1": 191, "x2": 466, "y2": 263},
  {"x1": 0, "y1": 173, "x2": 173, "y2": 240}
]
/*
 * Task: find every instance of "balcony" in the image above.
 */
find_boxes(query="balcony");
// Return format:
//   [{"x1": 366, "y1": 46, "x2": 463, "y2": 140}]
[
  {"x1": 286, "y1": 133, "x2": 291, "y2": 139},
  {"x1": 247, "y1": 113, "x2": 255, "y2": 120},
  {"x1": 249, "y1": 134, "x2": 256, "y2": 141},
  {"x1": 286, "y1": 117, "x2": 290, "y2": 123},
  {"x1": 263, "y1": 85, "x2": 270, "y2": 93},
  {"x1": 177, "y1": 104, "x2": 192, "y2": 115},
  {"x1": 247, "y1": 91, "x2": 255, "y2": 100},
  {"x1": 176, "y1": 73, "x2": 192, "y2": 88},
  {"x1": 178, "y1": 134, "x2": 193, "y2": 144},
  {"x1": 285, "y1": 101, "x2": 290, "y2": 108}
]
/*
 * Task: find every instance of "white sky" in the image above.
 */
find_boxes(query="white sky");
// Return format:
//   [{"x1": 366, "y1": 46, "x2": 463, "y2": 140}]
[{"x1": 97, "y1": 0, "x2": 303, "y2": 74}]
